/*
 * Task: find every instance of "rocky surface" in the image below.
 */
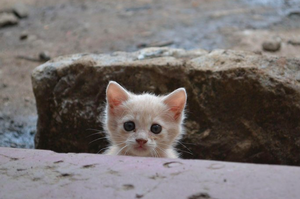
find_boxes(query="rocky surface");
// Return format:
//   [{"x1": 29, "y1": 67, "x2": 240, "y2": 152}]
[
  {"x1": 1, "y1": 147, "x2": 300, "y2": 199},
  {"x1": 0, "y1": 12, "x2": 18, "y2": 27},
  {"x1": 32, "y1": 47, "x2": 300, "y2": 166},
  {"x1": 11, "y1": 3, "x2": 29, "y2": 18}
]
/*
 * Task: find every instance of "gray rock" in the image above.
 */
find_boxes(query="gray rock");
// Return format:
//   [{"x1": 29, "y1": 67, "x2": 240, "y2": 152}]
[
  {"x1": 19, "y1": 31, "x2": 28, "y2": 40},
  {"x1": 39, "y1": 51, "x2": 51, "y2": 61},
  {"x1": 288, "y1": 39, "x2": 300, "y2": 46},
  {"x1": 262, "y1": 40, "x2": 281, "y2": 52},
  {"x1": 12, "y1": 3, "x2": 29, "y2": 18},
  {"x1": 0, "y1": 12, "x2": 18, "y2": 28},
  {"x1": 32, "y1": 47, "x2": 300, "y2": 165}
]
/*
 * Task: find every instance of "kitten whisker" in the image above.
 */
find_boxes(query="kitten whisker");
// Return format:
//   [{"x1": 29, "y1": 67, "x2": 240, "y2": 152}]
[
  {"x1": 85, "y1": 129, "x2": 106, "y2": 134},
  {"x1": 153, "y1": 148, "x2": 159, "y2": 158},
  {"x1": 116, "y1": 145, "x2": 128, "y2": 155},
  {"x1": 179, "y1": 141, "x2": 197, "y2": 145},
  {"x1": 89, "y1": 137, "x2": 108, "y2": 145},
  {"x1": 114, "y1": 141, "x2": 127, "y2": 147},
  {"x1": 176, "y1": 141, "x2": 193, "y2": 155},
  {"x1": 175, "y1": 148, "x2": 193, "y2": 156},
  {"x1": 155, "y1": 146, "x2": 166, "y2": 157},
  {"x1": 97, "y1": 146, "x2": 109, "y2": 154},
  {"x1": 86, "y1": 132, "x2": 102, "y2": 138},
  {"x1": 157, "y1": 142, "x2": 193, "y2": 156},
  {"x1": 124, "y1": 147, "x2": 130, "y2": 156},
  {"x1": 85, "y1": 128, "x2": 102, "y2": 131}
]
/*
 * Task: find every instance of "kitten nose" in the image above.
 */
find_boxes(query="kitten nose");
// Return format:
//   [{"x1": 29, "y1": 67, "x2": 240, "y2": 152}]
[{"x1": 136, "y1": 139, "x2": 148, "y2": 145}]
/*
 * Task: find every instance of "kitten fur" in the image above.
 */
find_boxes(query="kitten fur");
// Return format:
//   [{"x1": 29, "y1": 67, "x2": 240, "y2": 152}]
[{"x1": 102, "y1": 81, "x2": 187, "y2": 158}]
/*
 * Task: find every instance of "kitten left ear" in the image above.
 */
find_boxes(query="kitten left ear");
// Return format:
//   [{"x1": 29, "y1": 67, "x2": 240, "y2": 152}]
[
  {"x1": 106, "y1": 81, "x2": 129, "y2": 110},
  {"x1": 163, "y1": 88, "x2": 187, "y2": 121}
]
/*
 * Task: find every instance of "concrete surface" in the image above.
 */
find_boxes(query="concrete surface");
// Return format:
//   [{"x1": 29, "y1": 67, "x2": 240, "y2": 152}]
[{"x1": 0, "y1": 147, "x2": 300, "y2": 199}]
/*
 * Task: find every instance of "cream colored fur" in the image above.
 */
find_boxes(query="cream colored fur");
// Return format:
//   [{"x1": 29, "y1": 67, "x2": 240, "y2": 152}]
[{"x1": 102, "y1": 81, "x2": 186, "y2": 158}]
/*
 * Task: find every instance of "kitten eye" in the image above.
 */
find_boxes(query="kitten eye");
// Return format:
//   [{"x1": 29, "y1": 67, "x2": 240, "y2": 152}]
[
  {"x1": 150, "y1": 124, "x2": 162, "y2": 134},
  {"x1": 123, "y1": 121, "x2": 135, "y2": 132}
]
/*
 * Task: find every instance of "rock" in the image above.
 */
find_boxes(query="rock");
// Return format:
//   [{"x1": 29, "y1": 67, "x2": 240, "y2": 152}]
[
  {"x1": 286, "y1": 8, "x2": 300, "y2": 17},
  {"x1": 0, "y1": 12, "x2": 18, "y2": 28},
  {"x1": 10, "y1": 143, "x2": 17, "y2": 148},
  {"x1": 12, "y1": 3, "x2": 29, "y2": 18},
  {"x1": 32, "y1": 47, "x2": 300, "y2": 166},
  {"x1": 39, "y1": 51, "x2": 51, "y2": 61},
  {"x1": 20, "y1": 32, "x2": 28, "y2": 40},
  {"x1": 262, "y1": 40, "x2": 281, "y2": 52},
  {"x1": 137, "y1": 40, "x2": 174, "y2": 48},
  {"x1": 288, "y1": 39, "x2": 300, "y2": 46}
]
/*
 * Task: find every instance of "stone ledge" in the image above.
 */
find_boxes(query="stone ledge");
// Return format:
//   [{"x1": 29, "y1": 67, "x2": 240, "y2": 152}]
[{"x1": 0, "y1": 147, "x2": 299, "y2": 199}]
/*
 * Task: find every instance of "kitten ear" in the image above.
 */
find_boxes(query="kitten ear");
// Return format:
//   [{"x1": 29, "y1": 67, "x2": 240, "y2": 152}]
[
  {"x1": 106, "y1": 81, "x2": 129, "y2": 109},
  {"x1": 163, "y1": 88, "x2": 187, "y2": 121}
]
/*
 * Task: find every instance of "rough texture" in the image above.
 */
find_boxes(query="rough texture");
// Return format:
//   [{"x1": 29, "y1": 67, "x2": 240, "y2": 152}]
[
  {"x1": 32, "y1": 47, "x2": 300, "y2": 165},
  {"x1": 0, "y1": 12, "x2": 18, "y2": 27},
  {"x1": 1, "y1": 147, "x2": 300, "y2": 199}
]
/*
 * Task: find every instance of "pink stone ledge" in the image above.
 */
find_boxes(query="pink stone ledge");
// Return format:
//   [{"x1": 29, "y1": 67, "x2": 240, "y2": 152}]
[{"x1": 0, "y1": 147, "x2": 300, "y2": 199}]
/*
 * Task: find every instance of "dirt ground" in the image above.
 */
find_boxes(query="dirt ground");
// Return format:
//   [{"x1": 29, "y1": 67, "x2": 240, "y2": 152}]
[{"x1": 0, "y1": 0, "x2": 300, "y2": 149}]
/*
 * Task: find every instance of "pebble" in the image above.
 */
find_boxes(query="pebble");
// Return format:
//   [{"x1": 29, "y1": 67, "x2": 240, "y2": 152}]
[
  {"x1": 1, "y1": 83, "x2": 7, "y2": 88},
  {"x1": 39, "y1": 51, "x2": 51, "y2": 61},
  {"x1": 0, "y1": 12, "x2": 19, "y2": 28},
  {"x1": 137, "y1": 40, "x2": 174, "y2": 48},
  {"x1": 262, "y1": 40, "x2": 281, "y2": 52},
  {"x1": 24, "y1": 97, "x2": 30, "y2": 102},
  {"x1": 30, "y1": 130, "x2": 36, "y2": 135},
  {"x1": 286, "y1": 8, "x2": 300, "y2": 17},
  {"x1": 288, "y1": 39, "x2": 300, "y2": 46},
  {"x1": 20, "y1": 32, "x2": 28, "y2": 40},
  {"x1": 10, "y1": 143, "x2": 17, "y2": 148}
]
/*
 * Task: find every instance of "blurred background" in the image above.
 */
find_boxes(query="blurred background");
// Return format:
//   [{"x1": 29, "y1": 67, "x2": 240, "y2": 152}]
[{"x1": 0, "y1": 0, "x2": 300, "y2": 149}]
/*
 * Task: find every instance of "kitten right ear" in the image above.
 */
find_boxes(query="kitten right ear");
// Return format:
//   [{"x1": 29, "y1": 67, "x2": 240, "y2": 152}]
[
  {"x1": 163, "y1": 88, "x2": 187, "y2": 121},
  {"x1": 106, "y1": 81, "x2": 129, "y2": 109}
]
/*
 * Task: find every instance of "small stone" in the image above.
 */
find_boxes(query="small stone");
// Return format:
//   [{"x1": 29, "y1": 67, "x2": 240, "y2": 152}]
[
  {"x1": 39, "y1": 51, "x2": 51, "y2": 61},
  {"x1": 30, "y1": 130, "x2": 36, "y2": 135},
  {"x1": 286, "y1": 8, "x2": 300, "y2": 17},
  {"x1": 24, "y1": 97, "x2": 30, "y2": 102},
  {"x1": 0, "y1": 12, "x2": 19, "y2": 28},
  {"x1": 1, "y1": 83, "x2": 7, "y2": 88},
  {"x1": 12, "y1": 3, "x2": 29, "y2": 18},
  {"x1": 262, "y1": 40, "x2": 281, "y2": 52},
  {"x1": 20, "y1": 32, "x2": 28, "y2": 40},
  {"x1": 288, "y1": 39, "x2": 300, "y2": 46},
  {"x1": 10, "y1": 143, "x2": 17, "y2": 148}
]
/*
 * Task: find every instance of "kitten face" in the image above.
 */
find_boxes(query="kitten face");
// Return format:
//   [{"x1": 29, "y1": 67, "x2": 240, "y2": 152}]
[{"x1": 103, "y1": 81, "x2": 186, "y2": 158}]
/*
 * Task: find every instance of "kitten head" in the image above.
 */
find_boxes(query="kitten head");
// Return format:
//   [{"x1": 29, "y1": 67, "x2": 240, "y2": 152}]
[{"x1": 103, "y1": 81, "x2": 187, "y2": 157}]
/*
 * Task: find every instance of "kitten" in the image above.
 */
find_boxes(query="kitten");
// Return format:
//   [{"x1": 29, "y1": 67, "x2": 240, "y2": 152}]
[{"x1": 102, "y1": 81, "x2": 187, "y2": 158}]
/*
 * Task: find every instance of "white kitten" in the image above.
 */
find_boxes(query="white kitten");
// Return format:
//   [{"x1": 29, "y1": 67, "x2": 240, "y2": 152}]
[{"x1": 102, "y1": 81, "x2": 187, "y2": 158}]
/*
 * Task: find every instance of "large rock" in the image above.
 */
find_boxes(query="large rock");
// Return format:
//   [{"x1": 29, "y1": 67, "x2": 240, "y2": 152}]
[{"x1": 32, "y1": 47, "x2": 300, "y2": 166}]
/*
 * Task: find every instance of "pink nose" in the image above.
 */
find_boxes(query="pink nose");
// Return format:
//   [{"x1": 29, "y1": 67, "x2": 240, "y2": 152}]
[{"x1": 136, "y1": 139, "x2": 148, "y2": 145}]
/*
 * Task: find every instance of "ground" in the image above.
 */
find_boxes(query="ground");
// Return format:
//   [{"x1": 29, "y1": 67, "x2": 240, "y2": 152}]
[{"x1": 0, "y1": 0, "x2": 300, "y2": 148}]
